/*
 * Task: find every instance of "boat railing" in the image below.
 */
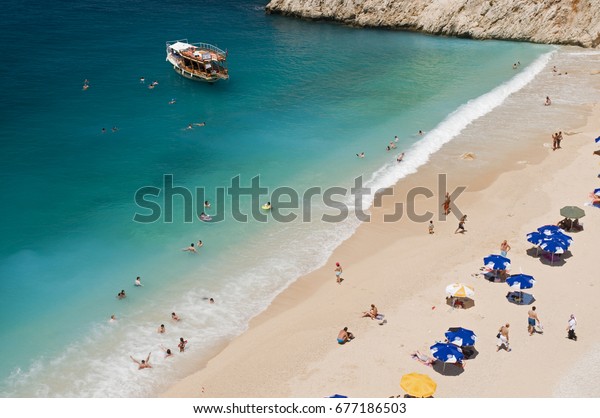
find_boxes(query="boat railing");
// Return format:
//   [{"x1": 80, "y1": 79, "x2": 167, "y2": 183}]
[{"x1": 166, "y1": 39, "x2": 226, "y2": 57}]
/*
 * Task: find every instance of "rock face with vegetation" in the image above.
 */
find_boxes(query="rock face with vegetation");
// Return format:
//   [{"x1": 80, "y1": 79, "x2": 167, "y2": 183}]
[{"x1": 265, "y1": 0, "x2": 600, "y2": 47}]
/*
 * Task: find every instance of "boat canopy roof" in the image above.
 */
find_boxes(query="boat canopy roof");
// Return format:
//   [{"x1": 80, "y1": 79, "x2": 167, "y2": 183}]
[{"x1": 169, "y1": 41, "x2": 194, "y2": 52}]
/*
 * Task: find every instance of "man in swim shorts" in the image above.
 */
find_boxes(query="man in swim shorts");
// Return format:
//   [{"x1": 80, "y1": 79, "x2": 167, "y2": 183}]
[
  {"x1": 337, "y1": 327, "x2": 354, "y2": 344},
  {"x1": 527, "y1": 306, "x2": 540, "y2": 335}
]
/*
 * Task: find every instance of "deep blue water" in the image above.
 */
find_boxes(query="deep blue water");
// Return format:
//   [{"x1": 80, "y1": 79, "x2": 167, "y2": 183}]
[{"x1": 0, "y1": 0, "x2": 552, "y2": 396}]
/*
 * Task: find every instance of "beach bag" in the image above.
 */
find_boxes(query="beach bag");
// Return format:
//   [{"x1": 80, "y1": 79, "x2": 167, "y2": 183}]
[{"x1": 496, "y1": 333, "x2": 501, "y2": 339}]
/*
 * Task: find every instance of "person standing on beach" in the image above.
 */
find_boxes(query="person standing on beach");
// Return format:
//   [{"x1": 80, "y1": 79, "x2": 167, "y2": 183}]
[
  {"x1": 556, "y1": 131, "x2": 563, "y2": 149},
  {"x1": 527, "y1": 307, "x2": 540, "y2": 336},
  {"x1": 500, "y1": 240, "x2": 511, "y2": 257},
  {"x1": 455, "y1": 215, "x2": 467, "y2": 234},
  {"x1": 442, "y1": 193, "x2": 451, "y2": 216},
  {"x1": 334, "y1": 262, "x2": 343, "y2": 284},
  {"x1": 178, "y1": 337, "x2": 188, "y2": 352},
  {"x1": 497, "y1": 323, "x2": 511, "y2": 352},
  {"x1": 428, "y1": 220, "x2": 434, "y2": 234},
  {"x1": 567, "y1": 314, "x2": 577, "y2": 341}
]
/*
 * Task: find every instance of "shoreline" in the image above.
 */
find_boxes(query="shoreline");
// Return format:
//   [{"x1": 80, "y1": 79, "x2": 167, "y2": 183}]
[{"x1": 163, "y1": 51, "x2": 600, "y2": 398}]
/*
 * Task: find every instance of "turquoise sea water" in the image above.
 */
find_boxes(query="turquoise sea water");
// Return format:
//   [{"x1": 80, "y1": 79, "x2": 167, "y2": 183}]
[{"x1": 0, "y1": 1, "x2": 552, "y2": 396}]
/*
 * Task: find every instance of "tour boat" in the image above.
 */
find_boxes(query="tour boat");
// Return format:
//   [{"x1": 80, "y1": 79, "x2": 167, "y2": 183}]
[{"x1": 166, "y1": 39, "x2": 229, "y2": 83}]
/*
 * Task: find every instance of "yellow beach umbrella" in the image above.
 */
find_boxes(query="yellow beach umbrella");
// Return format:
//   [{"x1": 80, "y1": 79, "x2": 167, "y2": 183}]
[
  {"x1": 446, "y1": 283, "x2": 475, "y2": 298},
  {"x1": 400, "y1": 373, "x2": 437, "y2": 398}
]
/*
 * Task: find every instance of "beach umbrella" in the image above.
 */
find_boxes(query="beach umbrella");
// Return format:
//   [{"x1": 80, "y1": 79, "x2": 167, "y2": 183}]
[
  {"x1": 328, "y1": 394, "x2": 347, "y2": 398},
  {"x1": 537, "y1": 225, "x2": 564, "y2": 235},
  {"x1": 539, "y1": 238, "x2": 567, "y2": 254},
  {"x1": 430, "y1": 342, "x2": 464, "y2": 363},
  {"x1": 594, "y1": 188, "x2": 600, "y2": 197},
  {"x1": 483, "y1": 254, "x2": 511, "y2": 270},
  {"x1": 445, "y1": 283, "x2": 475, "y2": 298},
  {"x1": 595, "y1": 136, "x2": 600, "y2": 143},
  {"x1": 560, "y1": 206, "x2": 586, "y2": 219},
  {"x1": 550, "y1": 232, "x2": 573, "y2": 247},
  {"x1": 400, "y1": 373, "x2": 437, "y2": 398},
  {"x1": 526, "y1": 232, "x2": 545, "y2": 246},
  {"x1": 445, "y1": 327, "x2": 477, "y2": 347},
  {"x1": 506, "y1": 274, "x2": 535, "y2": 290}
]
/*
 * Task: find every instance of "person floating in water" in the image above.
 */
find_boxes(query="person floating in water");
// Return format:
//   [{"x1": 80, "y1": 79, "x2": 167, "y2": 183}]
[
  {"x1": 356, "y1": 152, "x2": 365, "y2": 158},
  {"x1": 140, "y1": 76, "x2": 145, "y2": 83},
  {"x1": 130, "y1": 353, "x2": 152, "y2": 369},
  {"x1": 83, "y1": 79, "x2": 89, "y2": 90},
  {"x1": 169, "y1": 98, "x2": 176, "y2": 105},
  {"x1": 182, "y1": 243, "x2": 197, "y2": 253}
]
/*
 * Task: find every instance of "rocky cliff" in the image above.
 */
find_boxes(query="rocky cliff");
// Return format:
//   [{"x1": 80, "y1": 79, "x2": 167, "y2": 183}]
[{"x1": 265, "y1": 0, "x2": 600, "y2": 48}]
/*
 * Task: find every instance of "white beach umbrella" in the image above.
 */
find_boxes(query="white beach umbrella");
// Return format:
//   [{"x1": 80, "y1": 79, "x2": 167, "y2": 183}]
[{"x1": 445, "y1": 283, "x2": 475, "y2": 299}]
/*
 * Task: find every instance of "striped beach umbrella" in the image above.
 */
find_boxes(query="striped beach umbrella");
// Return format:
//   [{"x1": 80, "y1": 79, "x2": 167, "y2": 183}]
[{"x1": 445, "y1": 283, "x2": 475, "y2": 298}]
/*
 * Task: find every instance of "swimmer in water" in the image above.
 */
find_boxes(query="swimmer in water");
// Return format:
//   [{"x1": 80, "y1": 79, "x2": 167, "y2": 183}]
[
  {"x1": 140, "y1": 76, "x2": 145, "y2": 83},
  {"x1": 204, "y1": 200, "x2": 211, "y2": 208},
  {"x1": 182, "y1": 243, "x2": 197, "y2": 253},
  {"x1": 134, "y1": 276, "x2": 142, "y2": 287},
  {"x1": 197, "y1": 240, "x2": 203, "y2": 248},
  {"x1": 117, "y1": 290, "x2": 126, "y2": 299},
  {"x1": 160, "y1": 345, "x2": 174, "y2": 358},
  {"x1": 157, "y1": 324, "x2": 166, "y2": 334},
  {"x1": 193, "y1": 122, "x2": 206, "y2": 127},
  {"x1": 130, "y1": 353, "x2": 152, "y2": 369},
  {"x1": 397, "y1": 152, "x2": 405, "y2": 163},
  {"x1": 169, "y1": 98, "x2": 176, "y2": 105},
  {"x1": 109, "y1": 314, "x2": 117, "y2": 322},
  {"x1": 394, "y1": 135, "x2": 399, "y2": 142},
  {"x1": 356, "y1": 152, "x2": 365, "y2": 158},
  {"x1": 171, "y1": 312, "x2": 180, "y2": 321}
]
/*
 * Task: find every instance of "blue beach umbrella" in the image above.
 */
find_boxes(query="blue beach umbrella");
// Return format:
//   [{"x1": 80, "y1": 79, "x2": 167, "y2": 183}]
[
  {"x1": 506, "y1": 274, "x2": 535, "y2": 290},
  {"x1": 550, "y1": 232, "x2": 573, "y2": 247},
  {"x1": 526, "y1": 232, "x2": 545, "y2": 246},
  {"x1": 539, "y1": 238, "x2": 567, "y2": 254},
  {"x1": 594, "y1": 188, "x2": 600, "y2": 196},
  {"x1": 595, "y1": 136, "x2": 600, "y2": 143},
  {"x1": 430, "y1": 343, "x2": 464, "y2": 363},
  {"x1": 445, "y1": 328, "x2": 477, "y2": 347},
  {"x1": 537, "y1": 225, "x2": 563, "y2": 235},
  {"x1": 483, "y1": 254, "x2": 511, "y2": 270}
]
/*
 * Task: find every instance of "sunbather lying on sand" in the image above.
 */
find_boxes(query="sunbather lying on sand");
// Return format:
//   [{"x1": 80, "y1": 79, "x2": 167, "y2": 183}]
[{"x1": 411, "y1": 351, "x2": 436, "y2": 367}]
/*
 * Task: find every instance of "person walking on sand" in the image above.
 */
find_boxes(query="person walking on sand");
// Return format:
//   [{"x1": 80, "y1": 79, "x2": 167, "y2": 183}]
[
  {"x1": 334, "y1": 262, "x2": 343, "y2": 284},
  {"x1": 567, "y1": 314, "x2": 577, "y2": 341},
  {"x1": 442, "y1": 192, "x2": 451, "y2": 215},
  {"x1": 500, "y1": 240, "x2": 511, "y2": 257},
  {"x1": 528, "y1": 306, "x2": 540, "y2": 336},
  {"x1": 130, "y1": 353, "x2": 152, "y2": 369},
  {"x1": 497, "y1": 323, "x2": 511, "y2": 352},
  {"x1": 428, "y1": 220, "x2": 434, "y2": 234},
  {"x1": 455, "y1": 215, "x2": 467, "y2": 234}
]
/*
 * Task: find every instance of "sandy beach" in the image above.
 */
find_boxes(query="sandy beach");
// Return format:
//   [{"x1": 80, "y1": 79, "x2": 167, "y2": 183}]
[{"x1": 163, "y1": 51, "x2": 600, "y2": 398}]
